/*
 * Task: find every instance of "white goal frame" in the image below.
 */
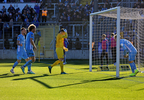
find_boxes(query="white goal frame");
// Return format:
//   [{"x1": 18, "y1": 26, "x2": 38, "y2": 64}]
[{"x1": 89, "y1": 7, "x2": 121, "y2": 77}]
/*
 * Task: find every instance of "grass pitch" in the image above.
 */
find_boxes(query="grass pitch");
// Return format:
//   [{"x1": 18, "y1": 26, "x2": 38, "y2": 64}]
[{"x1": 0, "y1": 59, "x2": 144, "y2": 100}]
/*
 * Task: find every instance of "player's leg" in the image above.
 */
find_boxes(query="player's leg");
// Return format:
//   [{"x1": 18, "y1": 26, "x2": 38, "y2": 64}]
[
  {"x1": 10, "y1": 60, "x2": 21, "y2": 74},
  {"x1": 129, "y1": 52, "x2": 139, "y2": 77},
  {"x1": 21, "y1": 50, "x2": 35, "y2": 74},
  {"x1": 105, "y1": 52, "x2": 108, "y2": 66},
  {"x1": 10, "y1": 53, "x2": 22, "y2": 74},
  {"x1": 101, "y1": 50, "x2": 104, "y2": 66}
]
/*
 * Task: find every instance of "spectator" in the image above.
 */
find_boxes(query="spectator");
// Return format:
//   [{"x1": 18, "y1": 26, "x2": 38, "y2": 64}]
[
  {"x1": 59, "y1": 16, "x2": 63, "y2": 22},
  {"x1": 47, "y1": 3, "x2": 52, "y2": 8},
  {"x1": 76, "y1": 15, "x2": 82, "y2": 21},
  {"x1": 71, "y1": 3, "x2": 77, "y2": 11},
  {"x1": 4, "y1": 23, "x2": 9, "y2": 39},
  {"x1": 2, "y1": 6, "x2": 6, "y2": 13},
  {"x1": 20, "y1": 0, "x2": 24, "y2": 2},
  {"x1": 4, "y1": 38, "x2": 10, "y2": 49},
  {"x1": 98, "y1": 4, "x2": 102, "y2": 11},
  {"x1": 24, "y1": 19, "x2": 30, "y2": 28},
  {"x1": 75, "y1": 38, "x2": 82, "y2": 50},
  {"x1": 9, "y1": 18, "x2": 13, "y2": 28},
  {"x1": 69, "y1": 0, "x2": 75, "y2": 3},
  {"x1": 67, "y1": 14, "x2": 71, "y2": 21},
  {"x1": 2, "y1": 12, "x2": 8, "y2": 22},
  {"x1": 85, "y1": 2, "x2": 90, "y2": 10},
  {"x1": 72, "y1": 12, "x2": 77, "y2": 21},
  {"x1": 64, "y1": 0, "x2": 69, "y2": 5},
  {"x1": 8, "y1": 13, "x2": 13, "y2": 21},
  {"x1": 42, "y1": 7, "x2": 48, "y2": 22},
  {"x1": 102, "y1": 4, "x2": 107, "y2": 11},
  {"x1": 26, "y1": 10, "x2": 32, "y2": 21},
  {"x1": 8, "y1": 5, "x2": 15, "y2": 14},
  {"x1": 68, "y1": 38, "x2": 72, "y2": 50},
  {"x1": 0, "y1": 19, "x2": 3, "y2": 39},
  {"x1": 15, "y1": 7, "x2": 20, "y2": 13},
  {"x1": 31, "y1": 10, "x2": 36, "y2": 20},
  {"x1": 13, "y1": 34, "x2": 18, "y2": 49},
  {"x1": 33, "y1": 17, "x2": 39, "y2": 28},
  {"x1": 141, "y1": 1, "x2": 144, "y2": 8},
  {"x1": 34, "y1": 4, "x2": 40, "y2": 20},
  {"x1": 17, "y1": 16, "x2": 23, "y2": 23}
]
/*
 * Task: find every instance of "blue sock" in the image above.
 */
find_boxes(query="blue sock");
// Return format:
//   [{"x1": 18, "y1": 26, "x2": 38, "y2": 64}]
[
  {"x1": 130, "y1": 62, "x2": 137, "y2": 73},
  {"x1": 28, "y1": 63, "x2": 32, "y2": 71},
  {"x1": 13, "y1": 61, "x2": 19, "y2": 69},
  {"x1": 23, "y1": 60, "x2": 32, "y2": 67}
]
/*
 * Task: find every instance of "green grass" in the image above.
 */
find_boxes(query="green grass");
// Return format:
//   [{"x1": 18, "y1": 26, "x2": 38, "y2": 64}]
[{"x1": 0, "y1": 60, "x2": 144, "y2": 100}]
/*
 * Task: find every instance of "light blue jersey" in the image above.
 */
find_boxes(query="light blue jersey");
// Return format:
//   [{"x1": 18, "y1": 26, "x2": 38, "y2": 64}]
[
  {"x1": 120, "y1": 39, "x2": 137, "y2": 61},
  {"x1": 17, "y1": 34, "x2": 28, "y2": 60},
  {"x1": 17, "y1": 34, "x2": 25, "y2": 52},
  {"x1": 26, "y1": 32, "x2": 34, "y2": 51}
]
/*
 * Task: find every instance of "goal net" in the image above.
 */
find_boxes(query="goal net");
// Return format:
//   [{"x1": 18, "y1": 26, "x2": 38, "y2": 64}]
[{"x1": 89, "y1": 7, "x2": 144, "y2": 77}]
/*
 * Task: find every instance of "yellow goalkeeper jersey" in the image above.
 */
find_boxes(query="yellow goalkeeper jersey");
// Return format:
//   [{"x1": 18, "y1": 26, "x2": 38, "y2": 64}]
[{"x1": 56, "y1": 32, "x2": 68, "y2": 48}]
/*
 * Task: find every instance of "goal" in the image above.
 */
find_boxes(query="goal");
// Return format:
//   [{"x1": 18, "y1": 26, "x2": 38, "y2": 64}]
[{"x1": 89, "y1": 7, "x2": 144, "y2": 77}]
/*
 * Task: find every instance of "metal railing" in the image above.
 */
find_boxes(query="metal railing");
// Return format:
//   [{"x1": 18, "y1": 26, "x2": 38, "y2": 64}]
[{"x1": 0, "y1": 21, "x2": 89, "y2": 50}]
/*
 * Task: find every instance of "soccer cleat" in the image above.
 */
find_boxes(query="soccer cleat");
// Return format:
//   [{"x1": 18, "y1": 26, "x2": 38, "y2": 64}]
[
  {"x1": 134, "y1": 69, "x2": 139, "y2": 75},
  {"x1": 27, "y1": 71, "x2": 35, "y2": 74},
  {"x1": 10, "y1": 69, "x2": 14, "y2": 74},
  {"x1": 48, "y1": 66, "x2": 52, "y2": 73},
  {"x1": 61, "y1": 72, "x2": 67, "y2": 74},
  {"x1": 21, "y1": 66, "x2": 25, "y2": 74},
  {"x1": 129, "y1": 73, "x2": 136, "y2": 77}
]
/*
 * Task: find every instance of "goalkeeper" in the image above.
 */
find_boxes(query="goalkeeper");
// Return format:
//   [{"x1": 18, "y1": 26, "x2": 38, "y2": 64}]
[
  {"x1": 48, "y1": 29, "x2": 68, "y2": 74},
  {"x1": 115, "y1": 35, "x2": 139, "y2": 77}
]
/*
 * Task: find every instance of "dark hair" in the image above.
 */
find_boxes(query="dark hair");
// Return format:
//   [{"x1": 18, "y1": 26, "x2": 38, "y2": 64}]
[
  {"x1": 102, "y1": 34, "x2": 106, "y2": 37},
  {"x1": 111, "y1": 33, "x2": 115, "y2": 36},
  {"x1": 28, "y1": 24, "x2": 36, "y2": 32},
  {"x1": 115, "y1": 34, "x2": 117, "y2": 39},
  {"x1": 59, "y1": 29, "x2": 64, "y2": 33},
  {"x1": 21, "y1": 27, "x2": 26, "y2": 31}
]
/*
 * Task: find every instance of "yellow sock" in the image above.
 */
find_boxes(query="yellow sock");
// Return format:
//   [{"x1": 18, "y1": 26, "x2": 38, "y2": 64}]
[
  {"x1": 60, "y1": 61, "x2": 64, "y2": 72},
  {"x1": 51, "y1": 60, "x2": 60, "y2": 67}
]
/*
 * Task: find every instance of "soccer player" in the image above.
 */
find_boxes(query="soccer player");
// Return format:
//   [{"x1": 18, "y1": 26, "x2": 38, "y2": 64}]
[
  {"x1": 110, "y1": 33, "x2": 116, "y2": 65},
  {"x1": 10, "y1": 27, "x2": 32, "y2": 74},
  {"x1": 21, "y1": 24, "x2": 37, "y2": 74},
  {"x1": 115, "y1": 35, "x2": 139, "y2": 77},
  {"x1": 101, "y1": 34, "x2": 109, "y2": 66},
  {"x1": 48, "y1": 29, "x2": 68, "y2": 74}
]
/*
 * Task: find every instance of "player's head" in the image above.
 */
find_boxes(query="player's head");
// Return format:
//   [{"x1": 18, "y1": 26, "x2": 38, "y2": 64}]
[
  {"x1": 21, "y1": 27, "x2": 26, "y2": 35},
  {"x1": 111, "y1": 33, "x2": 115, "y2": 37},
  {"x1": 102, "y1": 34, "x2": 106, "y2": 40},
  {"x1": 28, "y1": 24, "x2": 36, "y2": 33},
  {"x1": 59, "y1": 29, "x2": 65, "y2": 35}
]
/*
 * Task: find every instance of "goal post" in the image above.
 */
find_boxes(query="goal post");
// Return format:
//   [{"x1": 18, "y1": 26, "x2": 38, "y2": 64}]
[{"x1": 89, "y1": 6, "x2": 144, "y2": 77}]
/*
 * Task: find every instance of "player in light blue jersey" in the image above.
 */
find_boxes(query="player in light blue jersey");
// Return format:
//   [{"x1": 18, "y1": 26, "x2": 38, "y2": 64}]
[
  {"x1": 21, "y1": 24, "x2": 37, "y2": 74},
  {"x1": 115, "y1": 35, "x2": 139, "y2": 77},
  {"x1": 10, "y1": 27, "x2": 33, "y2": 74}
]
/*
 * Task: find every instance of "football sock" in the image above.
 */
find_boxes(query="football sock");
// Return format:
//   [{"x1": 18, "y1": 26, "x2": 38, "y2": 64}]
[
  {"x1": 23, "y1": 60, "x2": 32, "y2": 67},
  {"x1": 28, "y1": 63, "x2": 32, "y2": 71},
  {"x1": 130, "y1": 62, "x2": 137, "y2": 73},
  {"x1": 13, "y1": 61, "x2": 19, "y2": 69},
  {"x1": 60, "y1": 61, "x2": 64, "y2": 72},
  {"x1": 51, "y1": 60, "x2": 60, "y2": 67}
]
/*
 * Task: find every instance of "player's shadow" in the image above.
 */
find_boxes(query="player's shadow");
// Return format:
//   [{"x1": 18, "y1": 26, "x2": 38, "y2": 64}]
[
  {"x1": 0, "y1": 73, "x2": 23, "y2": 78},
  {"x1": 13, "y1": 74, "x2": 124, "y2": 89},
  {"x1": 53, "y1": 77, "x2": 124, "y2": 88},
  {"x1": 79, "y1": 67, "x2": 97, "y2": 70}
]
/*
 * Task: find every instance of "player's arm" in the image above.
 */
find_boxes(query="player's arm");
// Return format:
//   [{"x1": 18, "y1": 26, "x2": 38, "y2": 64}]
[
  {"x1": 30, "y1": 38, "x2": 37, "y2": 50},
  {"x1": 62, "y1": 29, "x2": 68, "y2": 38},
  {"x1": 17, "y1": 36, "x2": 22, "y2": 46}
]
